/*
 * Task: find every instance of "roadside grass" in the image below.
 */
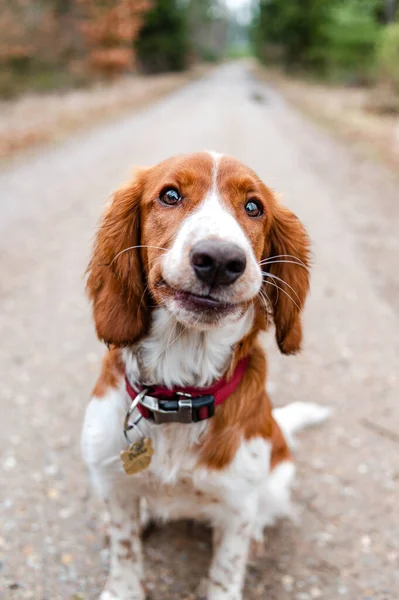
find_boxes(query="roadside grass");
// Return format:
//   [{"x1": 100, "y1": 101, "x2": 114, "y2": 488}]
[
  {"x1": 253, "y1": 64, "x2": 399, "y2": 173},
  {"x1": 0, "y1": 65, "x2": 211, "y2": 161}
]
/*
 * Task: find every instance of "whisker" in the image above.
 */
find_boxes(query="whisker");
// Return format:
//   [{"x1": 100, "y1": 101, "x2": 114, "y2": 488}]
[
  {"x1": 271, "y1": 282, "x2": 279, "y2": 305},
  {"x1": 263, "y1": 279, "x2": 301, "y2": 311},
  {"x1": 262, "y1": 271, "x2": 301, "y2": 302},
  {"x1": 165, "y1": 318, "x2": 178, "y2": 349},
  {"x1": 109, "y1": 245, "x2": 168, "y2": 267},
  {"x1": 259, "y1": 259, "x2": 310, "y2": 273},
  {"x1": 258, "y1": 289, "x2": 266, "y2": 308},
  {"x1": 166, "y1": 322, "x2": 188, "y2": 351},
  {"x1": 260, "y1": 286, "x2": 276, "y2": 310},
  {"x1": 258, "y1": 287, "x2": 267, "y2": 306},
  {"x1": 258, "y1": 288, "x2": 274, "y2": 313},
  {"x1": 137, "y1": 282, "x2": 151, "y2": 312},
  {"x1": 137, "y1": 253, "x2": 165, "y2": 310},
  {"x1": 259, "y1": 254, "x2": 308, "y2": 266}
]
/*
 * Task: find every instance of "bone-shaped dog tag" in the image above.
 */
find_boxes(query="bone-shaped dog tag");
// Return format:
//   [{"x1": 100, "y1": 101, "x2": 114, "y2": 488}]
[{"x1": 120, "y1": 438, "x2": 154, "y2": 475}]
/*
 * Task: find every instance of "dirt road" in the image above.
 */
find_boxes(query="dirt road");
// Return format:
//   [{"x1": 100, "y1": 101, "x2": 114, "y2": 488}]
[{"x1": 1, "y1": 62, "x2": 398, "y2": 600}]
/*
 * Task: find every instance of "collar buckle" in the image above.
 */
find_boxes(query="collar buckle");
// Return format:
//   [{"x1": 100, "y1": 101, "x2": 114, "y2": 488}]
[
  {"x1": 140, "y1": 394, "x2": 193, "y2": 424},
  {"x1": 139, "y1": 393, "x2": 215, "y2": 424}
]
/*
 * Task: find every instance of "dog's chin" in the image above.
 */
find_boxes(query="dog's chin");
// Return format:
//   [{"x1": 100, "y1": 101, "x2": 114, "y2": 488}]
[{"x1": 164, "y1": 291, "x2": 246, "y2": 330}]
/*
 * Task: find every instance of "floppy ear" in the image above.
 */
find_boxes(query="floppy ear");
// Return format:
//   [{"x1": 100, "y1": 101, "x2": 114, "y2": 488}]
[
  {"x1": 86, "y1": 169, "x2": 150, "y2": 347},
  {"x1": 262, "y1": 202, "x2": 310, "y2": 355}
]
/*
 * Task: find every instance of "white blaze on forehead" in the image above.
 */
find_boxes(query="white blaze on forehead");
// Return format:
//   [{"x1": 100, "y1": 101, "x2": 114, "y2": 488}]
[
  {"x1": 209, "y1": 151, "x2": 223, "y2": 194},
  {"x1": 173, "y1": 151, "x2": 252, "y2": 248},
  {"x1": 162, "y1": 151, "x2": 262, "y2": 297},
  {"x1": 207, "y1": 150, "x2": 223, "y2": 170},
  {"x1": 207, "y1": 150, "x2": 222, "y2": 195}
]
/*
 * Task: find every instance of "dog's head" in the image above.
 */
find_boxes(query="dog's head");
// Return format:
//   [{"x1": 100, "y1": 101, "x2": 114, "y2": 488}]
[{"x1": 87, "y1": 152, "x2": 310, "y2": 354}]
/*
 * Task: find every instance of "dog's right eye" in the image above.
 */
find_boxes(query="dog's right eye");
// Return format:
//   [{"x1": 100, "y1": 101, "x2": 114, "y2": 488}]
[{"x1": 159, "y1": 187, "x2": 182, "y2": 206}]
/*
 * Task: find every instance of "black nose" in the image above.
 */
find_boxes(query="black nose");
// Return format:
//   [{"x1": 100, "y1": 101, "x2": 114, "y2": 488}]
[{"x1": 190, "y1": 240, "x2": 247, "y2": 287}]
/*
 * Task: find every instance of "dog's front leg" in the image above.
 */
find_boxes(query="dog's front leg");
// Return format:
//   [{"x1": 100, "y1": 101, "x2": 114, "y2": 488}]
[
  {"x1": 207, "y1": 517, "x2": 252, "y2": 600},
  {"x1": 101, "y1": 487, "x2": 145, "y2": 600}
]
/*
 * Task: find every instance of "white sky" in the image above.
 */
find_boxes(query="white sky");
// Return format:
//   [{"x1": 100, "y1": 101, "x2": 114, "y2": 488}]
[
  {"x1": 224, "y1": 0, "x2": 254, "y2": 24},
  {"x1": 225, "y1": 0, "x2": 251, "y2": 7}
]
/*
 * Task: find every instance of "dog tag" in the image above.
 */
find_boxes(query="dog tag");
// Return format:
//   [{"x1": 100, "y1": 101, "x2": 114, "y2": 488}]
[{"x1": 120, "y1": 438, "x2": 154, "y2": 475}]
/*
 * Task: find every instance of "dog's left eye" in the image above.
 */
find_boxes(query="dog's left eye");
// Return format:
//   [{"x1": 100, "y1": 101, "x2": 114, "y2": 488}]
[
  {"x1": 245, "y1": 199, "x2": 263, "y2": 217},
  {"x1": 159, "y1": 187, "x2": 182, "y2": 206}
]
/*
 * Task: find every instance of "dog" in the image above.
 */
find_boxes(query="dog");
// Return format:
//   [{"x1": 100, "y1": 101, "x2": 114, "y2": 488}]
[{"x1": 82, "y1": 152, "x2": 330, "y2": 600}]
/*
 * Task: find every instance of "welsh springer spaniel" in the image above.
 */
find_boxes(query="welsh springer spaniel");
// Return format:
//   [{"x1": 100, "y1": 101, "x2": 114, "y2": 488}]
[{"x1": 82, "y1": 152, "x2": 329, "y2": 600}]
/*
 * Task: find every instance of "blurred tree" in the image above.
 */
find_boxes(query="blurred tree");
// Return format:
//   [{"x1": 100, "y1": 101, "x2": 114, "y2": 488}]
[
  {"x1": 78, "y1": 0, "x2": 151, "y2": 78},
  {"x1": 135, "y1": 0, "x2": 189, "y2": 73},
  {"x1": 253, "y1": 0, "x2": 330, "y2": 71},
  {"x1": 0, "y1": 0, "x2": 65, "y2": 96},
  {"x1": 0, "y1": 0, "x2": 57, "y2": 67},
  {"x1": 188, "y1": 0, "x2": 228, "y2": 63},
  {"x1": 323, "y1": 0, "x2": 381, "y2": 83},
  {"x1": 384, "y1": 0, "x2": 397, "y2": 22},
  {"x1": 253, "y1": 0, "x2": 385, "y2": 81},
  {"x1": 377, "y1": 22, "x2": 399, "y2": 91},
  {"x1": 0, "y1": 0, "x2": 151, "y2": 96}
]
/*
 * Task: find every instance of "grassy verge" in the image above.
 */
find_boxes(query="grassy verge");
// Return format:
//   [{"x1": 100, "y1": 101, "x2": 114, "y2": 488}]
[
  {"x1": 253, "y1": 63, "x2": 399, "y2": 172},
  {"x1": 0, "y1": 65, "x2": 211, "y2": 161}
]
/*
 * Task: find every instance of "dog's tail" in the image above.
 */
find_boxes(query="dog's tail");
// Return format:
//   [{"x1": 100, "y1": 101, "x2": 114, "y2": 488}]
[{"x1": 273, "y1": 402, "x2": 331, "y2": 449}]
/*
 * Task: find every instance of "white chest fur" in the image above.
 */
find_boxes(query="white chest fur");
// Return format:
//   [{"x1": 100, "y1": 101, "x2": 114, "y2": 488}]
[
  {"x1": 82, "y1": 378, "x2": 273, "y2": 526},
  {"x1": 123, "y1": 306, "x2": 254, "y2": 388},
  {"x1": 82, "y1": 305, "x2": 294, "y2": 532}
]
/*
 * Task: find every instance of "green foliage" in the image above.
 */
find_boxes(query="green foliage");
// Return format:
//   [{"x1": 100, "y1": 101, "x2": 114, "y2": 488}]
[
  {"x1": 377, "y1": 22, "x2": 399, "y2": 90},
  {"x1": 135, "y1": 0, "x2": 190, "y2": 73},
  {"x1": 323, "y1": 1, "x2": 381, "y2": 82},
  {"x1": 253, "y1": 0, "x2": 387, "y2": 82},
  {"x1": 199, "y1": 48, "x2": 221, "y2": 63},
  {"x1": 226, "y1": 43, "x2": 254, "y2": 59},
  {"x1": 252, "y1": 0, "x2": 330, "y2": 71},
  {"x1": 0, "y1": 64, "x2": 84, "y2": 99}
]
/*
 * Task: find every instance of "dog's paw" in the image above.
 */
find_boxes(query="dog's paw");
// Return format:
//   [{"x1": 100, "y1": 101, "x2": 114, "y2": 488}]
[
  {"x1": 100, "y1": 585, "x2": 145, "y2": 600},
  {"x1": 249, "y1": 538, "x2": 265, "y2": 562},
  {"x1": 196, "y1": 577, "x2": 209, "y2": 600},
  {"x1": 100, "y1": 592, "x2": 119, "y2": 600}
]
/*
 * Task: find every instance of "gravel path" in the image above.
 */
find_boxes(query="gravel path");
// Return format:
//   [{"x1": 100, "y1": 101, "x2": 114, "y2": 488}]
[{"x1": 1, "y1": 62, "x2": 398, "y2": 600}]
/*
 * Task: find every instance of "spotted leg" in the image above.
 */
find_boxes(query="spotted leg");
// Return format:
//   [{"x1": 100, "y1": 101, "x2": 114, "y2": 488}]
[
  {"x1": 100, "y1": 489, "x2": 145, "y2": 600},
  {"x1": 207, "y1": 517, "x2": 253, "y2": 600}
]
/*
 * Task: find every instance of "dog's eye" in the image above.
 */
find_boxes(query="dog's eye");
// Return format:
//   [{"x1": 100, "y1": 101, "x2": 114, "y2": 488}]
[
  {"x1": 245, "y1": 199, "x2": 263, "y2": 217},
  {"x1": 159, "y1": 187, "x2": 182, "y2": 206}
]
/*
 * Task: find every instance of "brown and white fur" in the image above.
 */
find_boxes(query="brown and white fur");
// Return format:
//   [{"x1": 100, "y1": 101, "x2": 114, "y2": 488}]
[{"x1": 82, "y1": 152, "x2": 330, "y2": 600}]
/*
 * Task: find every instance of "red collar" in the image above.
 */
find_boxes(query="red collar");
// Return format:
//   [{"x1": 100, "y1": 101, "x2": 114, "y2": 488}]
[{"x1": 125, "y1": 357, "x2": 248, "y2": 424}]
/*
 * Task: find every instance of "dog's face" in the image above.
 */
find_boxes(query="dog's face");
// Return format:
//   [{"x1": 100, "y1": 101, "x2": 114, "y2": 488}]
[
  {"x1": 87, "y1": 152, "x2": 310, "y2": 353},
  {"x1": 143, "y1": 153, "x2": 268, "y2": 328}
]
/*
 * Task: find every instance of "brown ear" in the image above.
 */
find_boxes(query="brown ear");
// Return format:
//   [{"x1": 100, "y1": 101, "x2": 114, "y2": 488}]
[
  {"x1": 86, "y1": 170, "x2": 149, "y2": 347},
  {"x1": 262, "y1": 203, "x2": 310, "y2": 355}
]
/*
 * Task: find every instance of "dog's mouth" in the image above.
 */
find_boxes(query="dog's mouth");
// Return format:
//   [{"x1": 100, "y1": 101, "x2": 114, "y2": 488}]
[
  {"x1": 156, "y1": 280, "x2": 239, "y2": 321},
  {"x1": 174, "y1": 289, "x2": 236, "y2": 313}
]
